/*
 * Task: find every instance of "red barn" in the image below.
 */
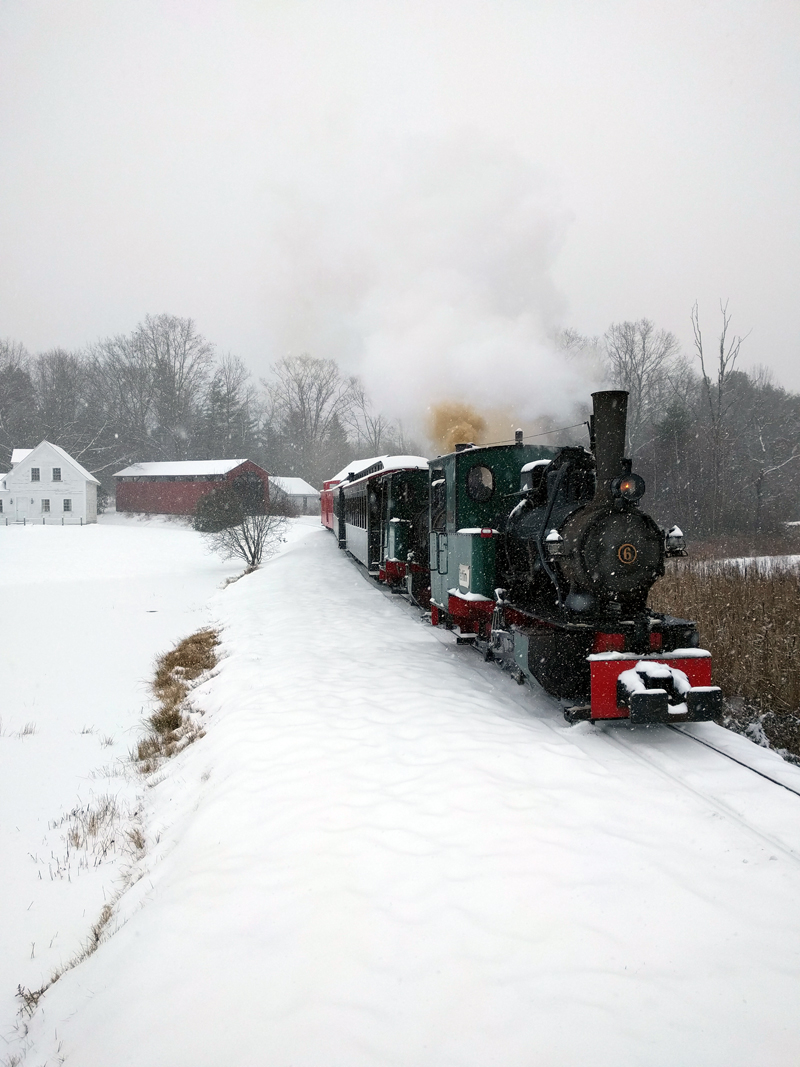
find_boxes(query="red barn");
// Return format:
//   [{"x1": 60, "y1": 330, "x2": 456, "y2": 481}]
[{"x1": 113, "y1": 459, "x2": 270, "y2": 516}]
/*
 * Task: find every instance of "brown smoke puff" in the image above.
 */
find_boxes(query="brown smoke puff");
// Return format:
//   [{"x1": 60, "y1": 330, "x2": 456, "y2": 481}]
[{"x1": 427, "y1": 402, "x2": 488, "y2": 453}]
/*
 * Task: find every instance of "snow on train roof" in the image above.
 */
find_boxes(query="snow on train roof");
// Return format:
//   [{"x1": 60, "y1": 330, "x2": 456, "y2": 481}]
[{"x1": 328, "y1": 455, "x2": 429, "y2": 483}]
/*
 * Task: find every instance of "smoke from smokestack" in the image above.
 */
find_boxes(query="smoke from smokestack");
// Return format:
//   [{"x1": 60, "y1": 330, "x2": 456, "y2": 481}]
[
  {"x1": 427, "y1": 402, "x2": 488, "y2": 453},
  {"x1": 262, "y1": 131, "x2": 605, "y2": 431}
]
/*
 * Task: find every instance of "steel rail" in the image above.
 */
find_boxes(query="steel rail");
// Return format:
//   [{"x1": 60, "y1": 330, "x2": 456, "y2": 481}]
[{"x1": 667, "y1": 724, "x2": 800, "y2": 798}]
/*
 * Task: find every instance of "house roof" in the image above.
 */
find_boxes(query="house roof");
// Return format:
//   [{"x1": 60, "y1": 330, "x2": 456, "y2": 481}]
[
  {"x1": 9, "y1": 441, "x2": 100, "y2": 485},
  {"x1": 270, "y1": 476, "x2": 319, "y2": 497},
  {"x1": 113, "y1": 459, "x2": 248, "y2": 478}
]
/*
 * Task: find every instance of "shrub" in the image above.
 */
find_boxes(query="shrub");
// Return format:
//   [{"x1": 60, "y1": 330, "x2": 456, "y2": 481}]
[
  {"x1": 269, "y1": 485, "x2": 301, "y2": 518},
  {"x1": 193, "y1": 484, "x2": 245, "y2": 532}
]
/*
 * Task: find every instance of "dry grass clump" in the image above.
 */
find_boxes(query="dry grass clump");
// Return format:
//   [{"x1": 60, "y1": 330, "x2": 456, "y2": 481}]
[
  {"x1": 133, "y1": 628, "x2": 219, "y2": 774},
  {"x1": 16, "y1": 799, "x2": 128, "y2": 1020},
  {"x1": 651, "y1": 559, "x2": 800, "y2": 758},
  {"x1": 16, "y1": 902, "x2": 115, "y2": 1020},
  {"x1": 152, "y1": 627, "x2": 219, "y2": 697},
  {"x1": 64, "y1": 795, "x2": 120, "y2": 853}
]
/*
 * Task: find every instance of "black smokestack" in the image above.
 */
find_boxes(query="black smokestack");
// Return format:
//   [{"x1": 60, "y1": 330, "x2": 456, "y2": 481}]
[{"x1": 591, "y1": 390, "x2": 628, "y2": 503}]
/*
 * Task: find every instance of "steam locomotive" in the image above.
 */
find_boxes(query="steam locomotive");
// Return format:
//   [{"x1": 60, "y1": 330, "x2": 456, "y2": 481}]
[{"x1": 321, "y1": 391, "x2": 721, "y2": 725}]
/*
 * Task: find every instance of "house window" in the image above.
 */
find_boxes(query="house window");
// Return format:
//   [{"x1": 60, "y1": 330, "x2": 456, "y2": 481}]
[
  {"x1": 42, "y1": 499, "x2": 50, "y2": 513},
  {"x1": 31, "y1": 467, "x2": 40, "y2": 482},
  {"x1": 0, "y1": 500, "x2": 3, "y2": 513},
  {"x1": 52, "y1": 467, "x2": 62, "y2": 482},
  {"x1": 63, "y1": 499, "x2": 72, "y2": 512}
]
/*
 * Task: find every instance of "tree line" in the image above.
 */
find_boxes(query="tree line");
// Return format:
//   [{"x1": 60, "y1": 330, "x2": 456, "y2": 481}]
[
  {"x1": 0, "y1": 314, "x2": 414, "y2": 494},
  {"x1": 2, "y1": 306, "x2": 799, "y2": 537},
  {"x1": 563, "y1": 303, "x2": 800, "y2": 538}
]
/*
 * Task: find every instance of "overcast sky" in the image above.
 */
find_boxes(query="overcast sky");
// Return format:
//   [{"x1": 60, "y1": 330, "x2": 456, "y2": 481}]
[{"x1": 1, "y1": 0, "x2": 798, "y2": 424}]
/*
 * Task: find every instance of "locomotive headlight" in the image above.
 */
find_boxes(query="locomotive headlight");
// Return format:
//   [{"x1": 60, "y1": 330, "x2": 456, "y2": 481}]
[
  {"x1": 545, "y1": 528, "x2": 563, "y2": 558},
  {"x1": 664, "y1": 525, "x2": 687, "y2": 557},
  {"x1": 612, "y1": 472, "x2": 646, "y2": 502}
]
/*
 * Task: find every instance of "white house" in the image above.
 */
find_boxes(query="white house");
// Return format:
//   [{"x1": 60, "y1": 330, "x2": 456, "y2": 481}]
[
  {"x1": 270, "y1": 476, "x2": 320, "y2": 515},
  {"x1": 1, "y1": 442, "x2": 100, "y2": 524}
]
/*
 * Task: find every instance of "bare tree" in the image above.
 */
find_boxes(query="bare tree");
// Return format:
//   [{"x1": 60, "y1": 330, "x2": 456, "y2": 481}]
[
  {"x1": 91, "y1": 314, "x2": 214, "y2": 463},
  {"x1": 138, "y1": 314, "x2": 215, "y2": 459},
  {"x1": 603, "y1": 319, "x2": 682, "y2": 457},
  {"x1": 343, "y1": 378, "x2": 396, "y2": 453},
  {"x1": 264, "y1": 354, "x2": 358, "y2": 483},
  {"x1": 201, "y1": 507, "x2": 289, "y2": 568},
  {"x1": 91, "y1": 330, "x2": 159, "y2": 458},
  {"x1": 691, "y1": 300, "x2": 750, "y2": 534}
]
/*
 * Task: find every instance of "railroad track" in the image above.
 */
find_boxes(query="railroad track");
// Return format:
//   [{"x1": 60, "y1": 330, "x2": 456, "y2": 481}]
[
  {"x1": 666, "y1": 724, "x2": 800, "y2": 798},
  {"x1": 363, "y1": 551, "x2": 800, "y2": 856},
  {"x1": 602, "y1": 723, "x2": 800, "y2": 866}
]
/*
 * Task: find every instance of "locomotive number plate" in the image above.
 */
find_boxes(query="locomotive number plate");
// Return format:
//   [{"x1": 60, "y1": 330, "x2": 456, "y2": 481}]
[{"x1": 618, "y1": 543, "x2": 638, "y2": 564}]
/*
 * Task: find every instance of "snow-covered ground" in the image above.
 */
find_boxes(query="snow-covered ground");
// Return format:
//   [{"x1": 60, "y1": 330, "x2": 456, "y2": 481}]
[
  {"x1": 0, "y1": 515, "x2": 238, "y2": 1061},
  {"x1": 3, "y1": 517, "x2": 800, "y2": 1066},
  {"x1": 702, "y1": 554, "x2": 800, "y2": 572}
]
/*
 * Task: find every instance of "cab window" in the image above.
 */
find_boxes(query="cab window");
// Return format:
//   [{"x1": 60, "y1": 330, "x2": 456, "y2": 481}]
[{"x1": 466, "y1": 464, "x2": 494, "y2": 503}]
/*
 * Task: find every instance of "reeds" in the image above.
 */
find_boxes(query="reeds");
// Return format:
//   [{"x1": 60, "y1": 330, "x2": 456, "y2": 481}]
[{"x1": 650, "y1": 558, "x2": 800, "y2": 757}]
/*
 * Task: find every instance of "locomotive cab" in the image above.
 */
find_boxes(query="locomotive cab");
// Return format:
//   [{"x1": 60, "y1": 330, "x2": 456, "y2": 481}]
[{"x1": 428, "y1": 441, "x2": 557, "y2": 632}]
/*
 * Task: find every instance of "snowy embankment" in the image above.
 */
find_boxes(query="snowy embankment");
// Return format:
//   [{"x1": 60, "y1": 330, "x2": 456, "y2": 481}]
[
  {"x1": 0, "y1": 515, "x2": 238, "y2": 1060},
  {"x1": 5, "y1": 519, "x2": 800, "y2": 1066}
]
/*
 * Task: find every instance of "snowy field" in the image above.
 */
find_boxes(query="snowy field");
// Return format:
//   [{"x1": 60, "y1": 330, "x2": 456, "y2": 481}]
[
  {"x1": 706, "y1": 554, "x2": 800, "y2": 572},
  {"x1": 3, "y1": 517, "x2": 800, "y2": 1066}
]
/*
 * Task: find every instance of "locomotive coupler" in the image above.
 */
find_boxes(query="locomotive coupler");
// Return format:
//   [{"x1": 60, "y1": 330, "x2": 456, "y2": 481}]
[{"x1": 615, "y1": 661, "x2": 722, "y2": 724}]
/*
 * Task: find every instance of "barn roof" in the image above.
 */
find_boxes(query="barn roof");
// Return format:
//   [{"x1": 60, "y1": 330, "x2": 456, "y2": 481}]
[
  {"x1": 11, "y1": 448, "x2": 33, "y2": 465},
  {"x1": 113, "y1": 459, "x2": 249, "y2": 478},
  {"x1": 270, "y1": 476, "x2": 319, "y2": 496}
]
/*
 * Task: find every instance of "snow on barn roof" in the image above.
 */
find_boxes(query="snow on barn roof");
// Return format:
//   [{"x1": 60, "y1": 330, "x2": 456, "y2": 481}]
[
  {"x1": 11, "y1": 448, "x2": 33, "y2": 465},
  {"x1": 270, "y1": 476, "x2": 319, "y2": 497},
  {"x1": 328, "y1": 455, "x2": 429, "y2": 483},
  {"x1": 113, "y1": 459, "x2": 248, "y2": 478}
]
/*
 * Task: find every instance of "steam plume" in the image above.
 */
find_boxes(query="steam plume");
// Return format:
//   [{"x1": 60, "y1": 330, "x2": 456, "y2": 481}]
[{"x1": 262, "y1": 131, "x2": 603, "y2": 432}]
